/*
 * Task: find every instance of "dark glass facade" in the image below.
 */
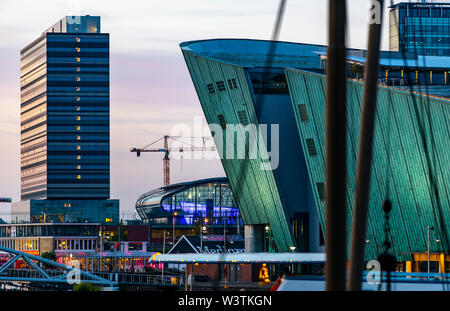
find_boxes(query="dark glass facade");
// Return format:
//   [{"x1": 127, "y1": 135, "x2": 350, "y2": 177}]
[
  {"x1": 20, "y1": 16, "x2": 110, "y2": 200},
  {"x1": 390, "y1": 2, "x2": 450, "y2": 56}
]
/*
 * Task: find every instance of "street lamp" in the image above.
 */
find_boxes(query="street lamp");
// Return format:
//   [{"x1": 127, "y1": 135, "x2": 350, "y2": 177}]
[
  {"x1": 427, "y1": 225, "x2": 434, "y2": 275},
  {"x1": 172, "y1": 212, "x2": 178, "y2": 245}
]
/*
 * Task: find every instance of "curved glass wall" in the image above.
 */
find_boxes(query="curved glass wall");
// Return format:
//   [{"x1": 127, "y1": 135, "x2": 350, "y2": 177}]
[{"x1": 136, "y1": 178, "x2": 241, "y2": 226}]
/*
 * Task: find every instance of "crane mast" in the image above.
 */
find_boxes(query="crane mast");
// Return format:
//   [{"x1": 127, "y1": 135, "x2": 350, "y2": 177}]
[{"x1": 163, "y1": 135, "x2": 170, "y2": 186}]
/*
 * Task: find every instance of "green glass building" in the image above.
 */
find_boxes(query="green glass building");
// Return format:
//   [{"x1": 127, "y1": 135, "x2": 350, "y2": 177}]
[{"x1": 180, "y1": 39, "x2": 450, "y2": 261}]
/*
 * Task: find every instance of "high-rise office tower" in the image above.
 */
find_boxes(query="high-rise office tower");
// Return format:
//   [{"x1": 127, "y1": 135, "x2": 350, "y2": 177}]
[
  {"x1": 14, "y1": 16, "x2": 118, "y2": 223},
  {"x1": 390, "y1": 1, "x2": 450, "y2": 56}
]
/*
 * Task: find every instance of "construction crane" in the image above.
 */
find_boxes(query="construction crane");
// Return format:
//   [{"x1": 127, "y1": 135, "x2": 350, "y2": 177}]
[{"x1": 130, "y1": 135, "x2": 216, "y2": 187}]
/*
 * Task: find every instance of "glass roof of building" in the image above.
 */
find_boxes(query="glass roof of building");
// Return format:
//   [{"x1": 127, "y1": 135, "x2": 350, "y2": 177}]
[
  {"x1": 135, "y1": 177, "x2": 228, "y2": 207},
  {"x1": 180, "y1": 39, "x2": 327, "y2": 69},
  {"x1": 180, "y1": 39, "x2": 450, "y2": 70}
]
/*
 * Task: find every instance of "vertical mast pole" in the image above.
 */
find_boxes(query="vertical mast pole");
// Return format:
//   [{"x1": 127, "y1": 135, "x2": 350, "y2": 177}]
[
  {"x1": 347, "y1": 0, "x2": 384, "y2": 291},
  {"x1": 325, "y1": 0, "x2": 348, "y2": 291}
]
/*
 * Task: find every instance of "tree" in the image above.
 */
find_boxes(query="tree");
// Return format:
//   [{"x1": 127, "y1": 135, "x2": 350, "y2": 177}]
[
  {"x1": 40, "y1": 251, "x2": 57, "y2": 269},
  {"x1": 350, "y1": 63, "x2": 364, "y2": 80}
]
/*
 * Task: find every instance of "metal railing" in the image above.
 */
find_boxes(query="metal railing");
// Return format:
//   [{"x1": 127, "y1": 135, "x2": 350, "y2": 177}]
[{"x1": 92, "y1": 271, "x2": 183, "y2": 286}]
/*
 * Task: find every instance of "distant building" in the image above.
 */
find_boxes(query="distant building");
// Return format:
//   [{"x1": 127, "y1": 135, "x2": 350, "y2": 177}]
[
  {"x1": 136, "y1": 177, "x2": 243, "y2": 247},
  {"x1": 0, "y1": 222, "x2": 100, "y2": 257},
  {"x1": 168, "y1": 235, "x2": 245, "y2": 254},
  {"x1": 390, "y1": 2, "x2": 450, "y2": 56},
  {"x1": 13, "y1": 16, "x2": 118, "y2": 224}
]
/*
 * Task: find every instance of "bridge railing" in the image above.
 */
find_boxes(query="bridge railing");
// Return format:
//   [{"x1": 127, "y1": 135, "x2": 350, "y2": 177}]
[{"x1": 92, "y1": 271, "x2": 183, "y2": 286}]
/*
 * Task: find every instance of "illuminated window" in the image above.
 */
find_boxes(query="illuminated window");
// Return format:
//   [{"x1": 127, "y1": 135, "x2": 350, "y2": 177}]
[
  {"x1": 76, "y1": 77, "x2": 81, "y2": 82},
  {"x1": 77, "y1": 155, "x2": 81, "y2": 160},
  {"x1": 64, "y1": 203, "x2": 71, "y2": 208},
  {"x1": 76, "y1": 67, "x2": 81, "y2": 72},
  {"x1": 105, "y1": 218, "x2": 113, "y2": 223},
  {"x1": 76, "y1": 87, "x2": 81, "y2": 92},
  {"x1": 76, "y1": 126, "x2": 81, "y2": 131},
  {"x1": 76, "y1": 106, "x2": 81, "y2": 111},
  {"x1": 76, "y1": 47, "x2": 81, "y2": 52},
  {"x1": 76, "y1": 145, "x2": 81, "y2": 150},
  {"x1": 77, "y1": 165, "x2": 81, "y2": 170},
  {"x1": 76, "y1": 116, "x2": 81, "y2": 121},
  {"x1": 76, "y1": 57, "x2": 81, "y2": 62},
  {"x1": 76, "y1": 97, "x2": 80, "y2": 102},
  {"x1": 76, "y1": 136, "x2": 81, "y2": 140},
  {"x1": 77, "y1": 175, "x2": 81, "y2": 180},
  {"x1": 76, "y1": 37, "x2": 80, "y2": 42}
]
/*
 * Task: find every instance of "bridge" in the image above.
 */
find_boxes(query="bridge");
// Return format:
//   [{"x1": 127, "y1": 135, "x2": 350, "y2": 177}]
[{"x1": 0, "y1": 246, "x2": 117, "y2": 289}]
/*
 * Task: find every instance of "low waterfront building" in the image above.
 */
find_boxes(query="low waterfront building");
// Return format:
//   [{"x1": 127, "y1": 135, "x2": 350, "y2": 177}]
[{"x1": 0, "y1": 222, "x2": 100, "y2": 257}]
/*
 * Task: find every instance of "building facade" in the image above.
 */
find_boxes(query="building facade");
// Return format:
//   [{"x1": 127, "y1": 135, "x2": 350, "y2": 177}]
[
  {"x1": 136, "y1": 178, "x2": 243, "y2": 245},
  {"x1": 0, "y1": 223, "x2": 100, "y2": 256},
  {"x1": 180, "y1": 40, "x2": 327, "y2": 253},
  {"x1": 180, "y1": 39, "x2": 450, "y2": 263},
  {"x1": 390, "y1": 2, "x2": 450, "y2": 56},
  {"x1": 16, "y1": 16, "x2": 118, "y2": 223}
]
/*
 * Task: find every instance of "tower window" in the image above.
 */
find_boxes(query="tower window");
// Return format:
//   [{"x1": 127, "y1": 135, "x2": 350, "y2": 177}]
[
  {"x1": 306, "y1": 138, "x2": 317, "y2": 156},
  {"x1": 207, "y1": 83, "x2": 215, "y2": 94},
  {"x1": 316, "y1": 182, "x2": 325, "y2": 201},
  {"x1": 227, "y1": 78, "x2": 238, "y2": 89},
  {"x1": 237, "y1": 110, "x2": 249, "y2": 126},
  {"x1": 216, "y1": 81, "x2": 226, "y2": 92},
  {"x1": 218, "y1": 114, "x2": 227, "y2": 130},
  {"x1": 299, "y1": 104, "x2": 309, "y2": 122}
]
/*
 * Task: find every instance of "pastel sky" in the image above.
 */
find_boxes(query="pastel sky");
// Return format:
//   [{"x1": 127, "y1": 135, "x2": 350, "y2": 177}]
[{"x1": 0, "y1": 0, "x2": 393, "y2": 220}]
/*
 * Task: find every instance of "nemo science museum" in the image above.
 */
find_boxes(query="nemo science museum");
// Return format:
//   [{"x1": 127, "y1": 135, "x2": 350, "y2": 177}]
[{"x1": 180, "y1": 39, "x2": 450, "y2": 264}]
